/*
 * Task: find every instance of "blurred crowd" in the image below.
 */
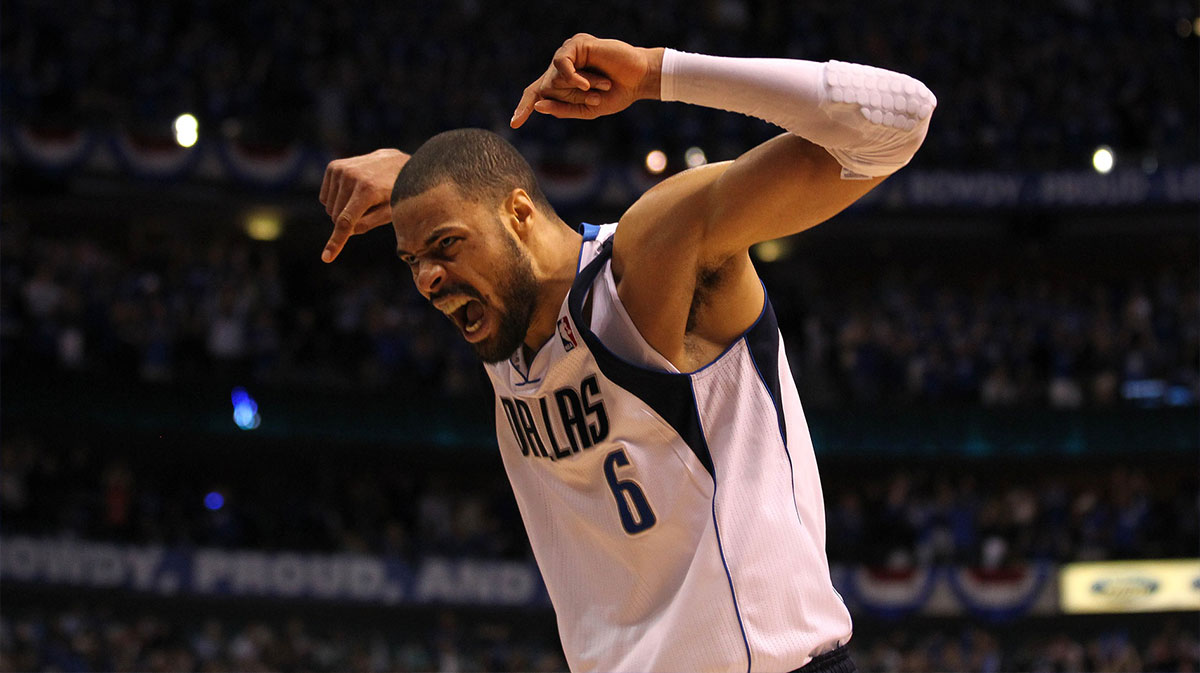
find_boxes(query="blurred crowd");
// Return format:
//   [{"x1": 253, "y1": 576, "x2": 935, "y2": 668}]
[
  {"x1": 3, "y1": 607, "x2": 1197, "y2": 672},
  {"x1": 4, "y1": 5, "x2": 1197, "y2": 672},
  {"x1": 2, "y1": 0, "x2": 1196, "y2": 170},
  {"x1": 823, "y1": 466, "x2": 1197, "y2": 567},
  {"x1": 761, "y1": 243, "x2": 1200, "y2": 408},
  {"x1": 3, "y1": 222, "x2": 1196, "y2": 408},
  {"x1": 0, "y1": 222, "x2": 485, "y2": 400},
  {"x1": 0, "y1": 608, "x2": 567, "y2": 673},
  {"x1": 3, "y1": 432, "x2": 1195, "y2": 566},
  {"x1": 0, "y1": 432, "x2": 529, "y2": 560},
  {"x1": 853, "y1": 621, "x2": 1200, "y2": 673}
]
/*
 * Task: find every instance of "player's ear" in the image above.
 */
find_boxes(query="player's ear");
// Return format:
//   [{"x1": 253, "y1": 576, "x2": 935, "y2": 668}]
[{"x1": 503, "y1": 188, "x2": 536, "y2": 237}]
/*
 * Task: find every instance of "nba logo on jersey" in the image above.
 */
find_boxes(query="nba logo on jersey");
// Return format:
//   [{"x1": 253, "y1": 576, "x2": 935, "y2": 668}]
[{"x1": 558, "y1": 316, "x2": 578, "y2": 352}]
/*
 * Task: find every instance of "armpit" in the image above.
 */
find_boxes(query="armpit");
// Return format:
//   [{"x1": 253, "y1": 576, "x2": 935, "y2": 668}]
[{"x1": 685, "y1": 264, "x2": 729, "y2": 333}]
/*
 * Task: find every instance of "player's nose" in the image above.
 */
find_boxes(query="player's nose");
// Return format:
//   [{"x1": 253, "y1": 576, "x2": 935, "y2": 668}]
[{"x1": 414, "y1": 260, "x2": 446, "y2": 296}]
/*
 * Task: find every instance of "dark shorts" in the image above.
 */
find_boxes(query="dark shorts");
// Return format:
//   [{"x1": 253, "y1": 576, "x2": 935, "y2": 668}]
[{"x1": 788, "y1": 644, "x2": 856, "y2": 673}]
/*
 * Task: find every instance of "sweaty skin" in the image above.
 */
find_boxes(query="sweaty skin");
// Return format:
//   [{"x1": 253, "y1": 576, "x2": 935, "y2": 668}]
[{"x1": 319, "y1": 34, "x2": 889, "y2": 373}]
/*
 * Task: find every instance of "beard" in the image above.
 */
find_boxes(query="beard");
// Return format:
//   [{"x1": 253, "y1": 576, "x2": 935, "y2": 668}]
[{"x1": 471, "y1": 230, "x2": 539, "y2": 364}]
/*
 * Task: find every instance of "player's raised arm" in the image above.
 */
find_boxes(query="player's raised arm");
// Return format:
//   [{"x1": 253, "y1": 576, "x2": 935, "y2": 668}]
[
  {"x1": 514, "y1": 34, "x2": 934, "y2": 259},
  {"x1": 513, "y1": 34, "x2": 935, "y2": 369},
  {"x1": 318, "y1": 149, "x2": 411, "y2": 263},
  {"x1": 644, "y1": 48, "x2": 935, "y2": 258}
]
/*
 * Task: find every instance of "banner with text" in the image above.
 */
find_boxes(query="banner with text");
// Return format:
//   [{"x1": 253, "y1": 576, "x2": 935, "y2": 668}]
[
  {"x1": 0, "y1": 536, "x2": 550, "y2": 608},
  {"x1": 1, "y1": 536, "x2": 1078, "y2": 619}
]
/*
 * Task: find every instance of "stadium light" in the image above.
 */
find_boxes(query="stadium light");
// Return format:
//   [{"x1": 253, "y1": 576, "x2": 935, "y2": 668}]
[
  {"x1": 685, "y1": 146, "x2": 708, "y2": 168},
  {"x1": 204, "y1": 492, "x2": 225, "y2": 511},
  {"x1": 244, "y1": 209, "x2": 284, "y2": 241},
  {"x1": 645, "y1": 150, "x2": 667, "y2": 174},
  {"x1": 1091, "y1": 146, "x2": 1114, "y2": 174},
  {"x1": 231, "y1": 387, "x2": 261, "y2": 430},
  {"x1": 753, "y1": 238, "x2": 792, "y2": 262},
  {"x1": 173, "y1": 113, "x2": 199, "y2": 148}
]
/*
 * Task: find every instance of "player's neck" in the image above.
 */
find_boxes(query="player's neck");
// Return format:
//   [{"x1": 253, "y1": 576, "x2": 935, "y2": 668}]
[{"x1": 521, "y1": 223, "x2": 584, "y2": 356}]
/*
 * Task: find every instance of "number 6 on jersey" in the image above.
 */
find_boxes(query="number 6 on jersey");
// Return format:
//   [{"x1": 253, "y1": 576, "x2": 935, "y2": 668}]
[{"x1": 603, "y1": 449, "x2": 657, "y2": 534}]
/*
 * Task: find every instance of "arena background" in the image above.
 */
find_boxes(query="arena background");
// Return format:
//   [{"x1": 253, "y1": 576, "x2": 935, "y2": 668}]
[{"x1": 2, "y1": 1, "x2": 1198, "y2": 671}]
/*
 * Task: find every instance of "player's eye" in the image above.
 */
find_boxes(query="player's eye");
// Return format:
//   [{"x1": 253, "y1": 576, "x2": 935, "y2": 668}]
[{"x1": 439, "y1": 236, "x2": 460, "y2": 250}]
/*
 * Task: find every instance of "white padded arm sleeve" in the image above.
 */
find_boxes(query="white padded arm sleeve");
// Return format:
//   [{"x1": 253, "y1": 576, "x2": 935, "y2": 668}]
[{"x1": 660, "y1": 50, "x2": 936, "y2": 178}]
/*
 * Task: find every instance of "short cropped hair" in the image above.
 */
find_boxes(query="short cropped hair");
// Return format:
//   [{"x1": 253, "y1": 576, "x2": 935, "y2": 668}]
[{"x1": 390, "y1": 128, "x2": 553, "y2": 211}]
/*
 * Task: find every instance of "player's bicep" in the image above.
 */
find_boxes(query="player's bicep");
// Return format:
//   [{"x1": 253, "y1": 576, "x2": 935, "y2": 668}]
[
  {"x1": 610, "y1": 169, "x2": 716, "y2": 361},
  {"x1": 614, "y1": 160, "x2": 730, "y2": 274},
  {"x1": 700, "y1": 133, "x2": 885, "y2": 260}
]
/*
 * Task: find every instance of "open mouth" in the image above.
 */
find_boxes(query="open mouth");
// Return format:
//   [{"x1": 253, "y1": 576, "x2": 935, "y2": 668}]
[{"x1": 436, "y1": 296, "x2": 488, "y2": 340}]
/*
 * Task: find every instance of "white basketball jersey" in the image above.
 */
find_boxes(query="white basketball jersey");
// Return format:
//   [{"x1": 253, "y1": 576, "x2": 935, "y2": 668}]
[{"x1": 483, "y1": 224, "x2": 851, "y2": 673}]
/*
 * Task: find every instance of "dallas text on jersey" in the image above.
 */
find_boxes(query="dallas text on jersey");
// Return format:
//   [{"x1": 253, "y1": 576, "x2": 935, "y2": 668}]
[{"x1": 499, "y1": 375, "x2": 610, "y2": 461}]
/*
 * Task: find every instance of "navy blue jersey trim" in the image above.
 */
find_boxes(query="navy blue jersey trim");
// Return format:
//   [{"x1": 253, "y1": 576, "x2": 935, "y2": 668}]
[
  {"x1": 510, "y1": 356, "x2": 536, "y2": 385},
  {"x1": 505, "y1": 223, "x2": 604, "y2": 383},
  {"x1": 743, "y1": 284, "x2": 788, "y2": 445},
  {"x1": 567, "y1": 237, "x2": 715, "y2": 476},
  {"x1": 508, "y1": 344, "x2": 543, "y2": 385},
  {"x1": 744, "y1": 283, "x2": 804, "y2": 527}
]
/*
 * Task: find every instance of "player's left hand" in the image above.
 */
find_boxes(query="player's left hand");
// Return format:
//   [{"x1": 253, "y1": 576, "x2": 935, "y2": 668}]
[
  {"x1": 511, "y1": 34, "x2": 664, "y2": 128},
  {"x1": 318, "y1": 148, "x2": 410, "y2": 263}
]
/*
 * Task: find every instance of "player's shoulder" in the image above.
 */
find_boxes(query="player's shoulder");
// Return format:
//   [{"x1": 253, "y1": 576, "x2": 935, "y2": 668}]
[
  {"x1": 618, "y1": 161, "x2": 730, "y2": 236},
  {"x1": 609, "y1": 160, "x2": 733, "y2": 283}
]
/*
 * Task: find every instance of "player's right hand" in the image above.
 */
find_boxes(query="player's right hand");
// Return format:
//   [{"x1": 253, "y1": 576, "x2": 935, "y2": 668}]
[
  {"x1": 511, "y1": 34, "x2": 663, "y2": 129},
  {"x1": 319, "y1": 148, "x2": 410, "y2": 263}
]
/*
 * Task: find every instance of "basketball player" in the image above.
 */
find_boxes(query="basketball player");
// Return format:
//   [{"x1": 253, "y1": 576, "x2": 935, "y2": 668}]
[{"x1": 318, "y1": 34, "x2": 934, "y2": 673}]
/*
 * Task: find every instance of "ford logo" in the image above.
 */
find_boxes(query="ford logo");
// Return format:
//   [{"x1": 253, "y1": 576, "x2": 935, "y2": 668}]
[{"x1": 1091, "y1": 577, "x2": 1159, "y2": 599}]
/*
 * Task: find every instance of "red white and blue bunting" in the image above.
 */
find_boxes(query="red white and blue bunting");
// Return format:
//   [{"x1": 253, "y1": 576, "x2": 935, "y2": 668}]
[
  {"x1": 214, "y1": 140, "x2": 310, "y2": 189},
  {"x1": 944, "y1": 564, "x2": 1052, "y2": 622},
  {"x1": 6, "y1": 123, "x2": 1197, "y2": 209},
  {"x1": 842, "y1": 566, "x2": 941, "y2": 620},
  {"x1": 832, "y1": 563, "x2": 1054, "y2": 622},
  {"x1": 108, "y1": 133, "x2": 206, "y2": 182},
  {"x1": 7, "y1": 126, "x2": 98, "y2": 173}
]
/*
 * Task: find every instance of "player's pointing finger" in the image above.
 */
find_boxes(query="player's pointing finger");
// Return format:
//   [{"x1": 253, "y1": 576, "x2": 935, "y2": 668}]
[
  {"x1": 323, "y1": 189, "x2": 372, "y2": 262},
  {"x1": 511, "y1": 86, "x2": 540, "y2": 129},
  {"x1": 322, "y1": 217, "x2": 352, "y2": 263}
]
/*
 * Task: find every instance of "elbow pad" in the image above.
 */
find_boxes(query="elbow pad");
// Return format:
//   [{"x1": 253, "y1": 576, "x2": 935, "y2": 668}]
[{"x1": 660, "y1": 50, "x2": 937, "y2": 178}]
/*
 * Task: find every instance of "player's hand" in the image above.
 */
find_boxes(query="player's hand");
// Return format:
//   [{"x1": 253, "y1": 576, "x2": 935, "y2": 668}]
[
  {"x1": 511, "y1": 34, "x2": 664, "y2": 128},
  {"x1": 318, "y1": 148, "x2": 410, "y2": 263}
]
